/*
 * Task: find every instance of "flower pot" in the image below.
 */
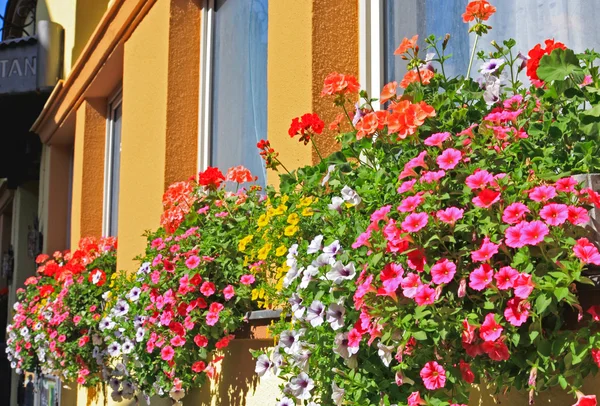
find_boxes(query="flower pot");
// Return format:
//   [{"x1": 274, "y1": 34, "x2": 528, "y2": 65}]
[{"x1": 573, "y1": 173, "x2": 600, "y2": 245}]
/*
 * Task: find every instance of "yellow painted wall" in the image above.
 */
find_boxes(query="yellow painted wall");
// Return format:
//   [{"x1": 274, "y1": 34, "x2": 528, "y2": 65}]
[
  {"x1": 37, "y1": 0, "x2": 110, "y2": 78},
  {"x1": 118, "y1": 0, "x2": 169, "y2": 272}
]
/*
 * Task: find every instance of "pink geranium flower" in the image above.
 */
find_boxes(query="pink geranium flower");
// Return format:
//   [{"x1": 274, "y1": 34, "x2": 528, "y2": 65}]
[
  {"x1": 494, "y1": 266, "x2": 518, "y2": 290},
  {"x1": 465, "y1": 169, "x2": 493, "y2": 190},
  {"x1": 574, "y1": 238, "x2": 600, "y2": 265},
  {"x1": 513, "y1": 273, "x2": 535, "y2": 299},
  {"x1": 431, "y1": 259, "x2": 456, "y2": 284},
  {"x1": 539, "y1": 203, "x2": 568, "y2": 226},
  {"x1": 240, "y1": 274, "x2": 256, "y2": 285},
  {"x1": 504, "y1": 298, "x2": 530, "y2": 326},
  {"x1": 161, "y1": 345, "x2": 175, "y2": 361},
  {"x1": 521, "y1": 221, "x2": 549, "y2": 246},
  {"x1": 436, "y1": 148, "x2": 462, "y2": 170},
  {"x1": 529, "y1": 185, "x2": 557, "y2": 202},
  {"x1": 398, "y1": 194, "x2": 425, "y2": 213},
  {"x1": 414, "y1": 284, "x2": 436, "y2": 306},
  {"x1": 401, "y1": 273, "x2": 421, "y2": 298},
  {"x1": 424, "y1": 132, "x2": 451, "y2": 148},
  {"x1": 402, "y1": 212, "x2": 429, "y2": 232},
  {"x1": 568, "y1": 206, "x2": 590, "y2": 225},
  {"x1": 420, "y1": 361, "x2": 446, "y2": 390},
  {"x1": 480, "y1": 313, "x2": 503, "y2": 342},
  {"x1": 472, "y1": 189, "x2": 501, "y2": 208},
  {"x1": 436, "y1": 207, "x2": 464, "y2": 225},
  {"x1": 471, "y1": 237, "x2": 499, "y2": 262},
  {"x1": 502, "y1": 202, "x2": 530, "y2": 224},
  {"x1": 469, "y1": 264, "x2": 493, "y2": 291}
]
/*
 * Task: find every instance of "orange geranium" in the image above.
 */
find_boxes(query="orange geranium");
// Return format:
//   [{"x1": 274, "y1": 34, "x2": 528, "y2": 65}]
[
  {"x1": 226, "y1": 165, "x2": 255, "y2": 184},
  {"x1": 380, "y1": 81, "x2": 398, "y2": 103},
  {"x1": 394, "y1": 35, "x2": 419, "y2": 55},
  {"x1": 387, "y1": 100, "x2": 436, "y2": 139},
  {"x1": 462, "y1": 0, "x2": 496, "y2": 23},
  {"x1": 321, "y1": 72, "x2": 361, "y2": 96},
  {"x1": 400, "y1": 69, "x2": 435, "y2": 89}
]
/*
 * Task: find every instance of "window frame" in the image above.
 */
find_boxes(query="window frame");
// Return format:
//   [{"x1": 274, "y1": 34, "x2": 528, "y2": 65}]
[
  {"x1": 197, "y1": 0, "x2": 215, "y2": 172},
  {"x1": 102, "y1": 88, "x2": 123, "y2": 237},
  {"x1": 359, "y1": 0, "x2": 384, "y2": 111}
]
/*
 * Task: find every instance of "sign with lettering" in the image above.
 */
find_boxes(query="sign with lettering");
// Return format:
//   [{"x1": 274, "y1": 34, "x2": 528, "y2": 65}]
[{"x1": 0, "y1": 37, "x2": 38, "y2": 95}]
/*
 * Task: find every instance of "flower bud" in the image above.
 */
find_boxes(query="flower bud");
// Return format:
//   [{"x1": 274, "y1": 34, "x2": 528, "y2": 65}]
[
  {"x1": 442, "y1": 34, "x2": 450, "y2": 50},
  {"x1": 458, "y1": 279, "x2": 467, "y2": 297}
]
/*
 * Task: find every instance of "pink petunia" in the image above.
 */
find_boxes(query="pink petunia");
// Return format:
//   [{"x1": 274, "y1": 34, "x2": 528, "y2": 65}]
[
  {"x1": 407, "y1": 249, "x2": 427, "y2": 272},
  {"x1": 574, "y1": 238, "x2": 600, "y2": 265},
  {"x1": 502, "y1": 202, "x2": 530, "y2": 224},
  {"x1": 436, "y1": 207, "x2": 464, "y2": 225},
  {"x1": 406, "y1": 150, "x2": 429, "y2": 170},
  {"x1": 479, "y1": 313, "x2": 503, "y2": 342},
  {"x1": 380, "y1": 263, "x2": 404, "y2": 293},
  {"x1": 482, "y1": 341, "x2": 510, "y2": 361},
  {"x1": 200, "y1": 281, "x2": 216, "y2": 297},
  {"x1": 414, "y1": 284, "x2": 436, "y2": 306},
  {"x1": 420, "y1": 361, "x2": 446, "y2": 390},
  {"x1": 401, "y1": 273, "x2": 422, "y2": 298},
  {"x1": 472, "y1": 189, "x2": 501, "y2": 208},
  {"x1": 471, "y1": 237, "x2": 499, "y2": 262},
  {"x1": 436, "y1": 148, "x2": 462, "y2": 170},
  {"x1": 420, "y1": 170, "x2": 446, "y2": 183},
  {"x1": 504, "y1": 298, "x2": 530, "y2": 326},
  {"x1": 462, "y1": 319, "x2": 477, "y2": 344},
  {"x1": 206, "y1": 312, "x2": 220, "y2": 326},
  {"x1": 348, "y1": 328, "x2": 363, "y2": 348},
  {"x1": 572, "y1": 395, "x2": 597, "y2": 406},
  {"x1": 398, "y1": 194, "x2": 425, "y2": 213},
  {"x1": 161, "y1": 345, "x2": 175, "y2": 361},
  {"x1": 513, "y1": 273, "x2": 535, "y2": 299},
  {"x1": 371, "y1": 205, "x2": 392, "y2": 222},
  {"x1": 430, "y1": 259, "x2": 456, "y2": 284},
  {"x1": 494, "y1": 266, "x2": 518, "y2": 290},
  {"x1": 521, "y1": 221, "x2": 549, "y2": 246},
  {"x1": 185, "y1": 255, "x2": 201, "y2": 269},
  {"x1": 402, "y1": 212, "x2": 429, "y2": 232},
  {"x1": 223, "y1": 285, "x2": 235, "y2": 300},
  {"x1": 424, "y1": 132, "x2": 451, "y2": 148},
  {"x1": 529, "y1": 185, "x2": 557, "y2": 203},
  {"x1": 397, "y1": 179, "x2": 417, "y2": 194},
  {"x1": 504, "y1": 222, "x2": 526, "y2": 248},
  {"x1": 469, "y1": 264, "x2": 493, "y2": 291},
  {"x1": 568, "y1": 206, "x2": 590, "y2": 225},
  {"x1": 170, "y1": 336, "x2": 186, "y2": 347},
  {"x1": 240, "y1": 274, "x2": 256, "y2": 285},
  {"x1": 407, "y1": 392, "x2": 426, "y2": 406},
  {"x1": 555, "y1": 176, "x2": 578, "y2": 193},
  {"x1": 539, "y1": 203, "x2": 568, "y2": 226},
  {"x1": 465, "y1": 169, "x2": 494, "y2": 190}
]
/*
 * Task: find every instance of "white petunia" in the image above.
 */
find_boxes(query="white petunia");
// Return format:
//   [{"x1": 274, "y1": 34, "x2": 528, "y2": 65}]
[
  {"x1": 326, "y1": 303, "x2": 346, "y2": 331},
  {"x1": 328, "y1": 196, "x2": 344, "y2": 211},
  {"x1": 341, "y1": 186, "x2": 361, "y2": 206},
  {"x1": 307, "y1": 235, "x2": 324, "y2": 254},
  {"x1": 305, "y1": 300, "x2": 325, "y2": 327}
]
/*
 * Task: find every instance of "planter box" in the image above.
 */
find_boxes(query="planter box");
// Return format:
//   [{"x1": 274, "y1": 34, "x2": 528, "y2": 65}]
[
  {"x1": 235, "y1": 309, "x2": 283, "y2": 339},
  {"x1": 573, "y1": 173, "x2": 600, "y2": 245}
]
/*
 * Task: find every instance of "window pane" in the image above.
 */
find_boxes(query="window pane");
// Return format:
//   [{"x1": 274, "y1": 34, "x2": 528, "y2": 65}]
[
  {"x1": 384, "y1": 0, "x2": 600, "y2": 84},
  {"x1": 211, "y1": 0, "x2": 268, "y2": 186},
  {"x1": 109, "y1": 103, "x2": 122, "y2": 236}
]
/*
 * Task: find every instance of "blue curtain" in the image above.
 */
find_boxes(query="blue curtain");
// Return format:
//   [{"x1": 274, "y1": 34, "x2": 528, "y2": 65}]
[
  {"x1": 211, "y1": 0, "x2": 268, "y2": 185},
  {"x1": 384, "y1": 0, "x2": 600, "y2": 83}
]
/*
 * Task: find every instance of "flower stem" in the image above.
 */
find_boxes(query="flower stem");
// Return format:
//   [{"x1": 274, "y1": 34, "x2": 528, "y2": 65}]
[
  {"x1": 274, "y1": 157, "x2": 293, "y2": 176},
  {"x1": 341, "y1": 103, "x2": 356, "y2": 130},
  {"x1": 311, "y1": 138, "x2": 324, "y2": 162},
  {"x1": 466, "y1": 33, "x2": 480, "y2": 80}
]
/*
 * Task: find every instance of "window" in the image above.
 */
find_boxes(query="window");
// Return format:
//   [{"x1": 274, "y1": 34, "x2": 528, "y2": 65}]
[
  {"x1": 362, "y1": 0, "x2": 600, "y2": 90},
  {"x1": 198, "y1": 0, "x2": 268, "y2": 185},
  {"x1": 103, "y1": 90, "x2": 122, "y2": 237}
]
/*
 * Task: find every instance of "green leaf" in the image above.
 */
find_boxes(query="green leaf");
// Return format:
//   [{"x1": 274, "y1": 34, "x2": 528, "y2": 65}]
[
  {"x1": 553, "y1": 287, "x2": 569, "y2": 301},
  {"x1": 558, "y1": 375, "x2": 568, "y2": 390},
  {"x1": 537, "y1": 48, "x2": 583, "y2": 82},
  {"x1": 412, "y1": 331, "x2": 427, "y2": 341},
  {"x1": 535, "y1": 294, "x2": 552, "y2": 314}
]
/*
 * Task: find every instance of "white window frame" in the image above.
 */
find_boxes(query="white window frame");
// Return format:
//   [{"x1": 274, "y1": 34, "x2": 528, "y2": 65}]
[
  {"x1": 359, "y1": 0, "x2": 384, "y2": 111},
  {"x1": 197, "y1": 0, "x2": 215, "y2": 172},
  {"x1": 102, "y1": 89, "x2": 123, "y2": 237}
]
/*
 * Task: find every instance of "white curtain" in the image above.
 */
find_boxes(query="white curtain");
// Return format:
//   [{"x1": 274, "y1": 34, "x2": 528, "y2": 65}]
[
  {"x1": 385, "y1": 0, "x2": 600, "y2": 83},
  {"x1": 211, "y1": 0, "x2": 268, "y2": 185}
]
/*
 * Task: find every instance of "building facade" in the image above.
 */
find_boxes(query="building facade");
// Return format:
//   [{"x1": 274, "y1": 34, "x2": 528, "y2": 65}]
[{"x1": 16, "y1": 0, "x2": 600, "y2": 405}]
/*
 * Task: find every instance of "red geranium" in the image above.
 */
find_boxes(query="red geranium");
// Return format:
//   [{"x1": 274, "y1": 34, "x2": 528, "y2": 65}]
[
  {"x1": 198, "y1": 167, "x2": 225, "y2": 189},
  {"x1": 526, "y1": 39, "x2": 567, "y2": 85}
]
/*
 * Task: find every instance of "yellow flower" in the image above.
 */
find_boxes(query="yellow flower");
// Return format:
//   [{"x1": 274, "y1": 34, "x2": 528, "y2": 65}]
[
  {"x1": 301, "y1": 207, "x2": 314, "y2": 217},
  {"x1": 275, "y1": 277, "x2": 284, "y2": 291},
  {"x1": 287, "y1": 213, "x2": 300, "y2": 225},
  {"x1": 238, "y1": 234, "x2": 254, "y2": 251},
  {"x1": 266, "y1": 207, "x2": 276, "y2": 217},
  {"x1": 257, "y1": 243, "x2": 273, "y2": 260},
  {"x1": 251, "y1": 288, "x2": 265, "y2": 301},
  {"x1": 281, "y1": 195, "x2": 290, "y2": 204},
  {"x1": 275, "y1": 245, "x2": 287, "y2": 257},
  {"x1": 257, "y1": 214, "x2": 269, "y2": 228},
  {"x1": 284, "y1": 224, "x2": 299, "y2": 236},
  {"x1": 273, "y1": 205, "x2": 288, "y2": 216},
  {"x1": 298, "y1": 196, "x2": 314, "y2": 207}
]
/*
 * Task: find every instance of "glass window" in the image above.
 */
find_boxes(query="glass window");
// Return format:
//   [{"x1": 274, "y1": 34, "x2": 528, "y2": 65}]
[
  {"x1": 200, "y1": 0, "x2": 268, "y2": 186},
  {"x1": 383, "y1": 0, "x2": 600, "y2": 84},
  {"x1": 103, "y1": 92, "x2": 122, "y2": 237}
]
